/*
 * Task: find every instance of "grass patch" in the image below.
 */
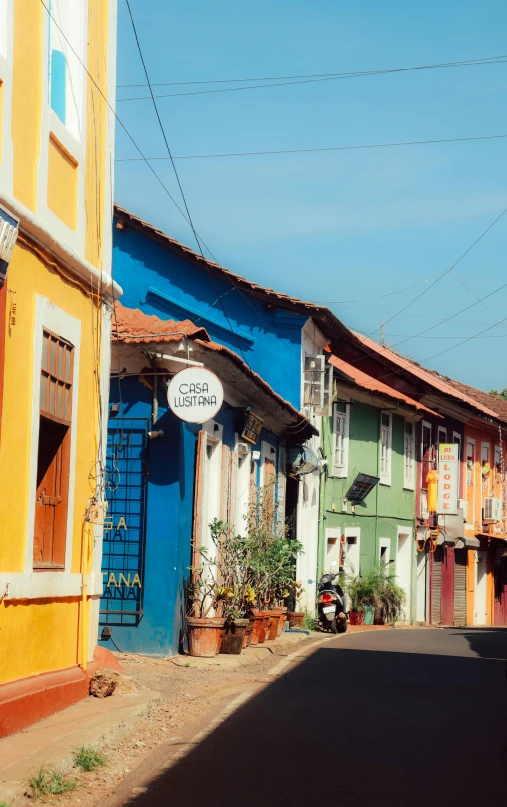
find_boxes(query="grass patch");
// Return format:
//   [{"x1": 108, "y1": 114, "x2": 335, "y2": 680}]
[
  {"x1": 0, "y1": 801, "x2": 10, "y2": 807},
  {"x1": 28, "y1": 766, "x2": 77, "y2": 798},
  {"x1": 73, "y1": 745, "x2": 107, "y2": 772},
  {"x1": 302, "y1": 612, "x2": 318, "y2": 631}
]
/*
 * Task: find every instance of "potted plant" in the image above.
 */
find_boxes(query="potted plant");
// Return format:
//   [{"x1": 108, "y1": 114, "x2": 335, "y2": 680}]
[
  {"x1": 286, "y1": 580, "x2": 306, "y2": 629},
  {"x1": 346, "y1": 572, "x2": 379, "y2": 625},
  {"x1": 187, "y1": 542, "x2": 225, "y2": 657},
  {"x1": 374, "y1": 567, "x2": 406, "y2": 625}
]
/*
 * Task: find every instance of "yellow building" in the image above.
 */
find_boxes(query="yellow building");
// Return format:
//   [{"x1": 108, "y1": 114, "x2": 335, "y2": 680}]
[{"x1": 0, "y1": 0, "x2": 120, "y2": 736}]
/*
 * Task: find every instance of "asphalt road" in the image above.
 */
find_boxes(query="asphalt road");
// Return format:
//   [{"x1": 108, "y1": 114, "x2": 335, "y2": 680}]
[{"x1": 111, "y1": 628, "x2": 507, "y2": 807}]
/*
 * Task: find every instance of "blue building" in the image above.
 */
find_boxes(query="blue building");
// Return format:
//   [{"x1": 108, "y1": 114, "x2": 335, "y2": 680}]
[
  {"x1": 108, "y1": 206, "x2": 359, "y2": 615},
  {"x1": 100, "y1": 302, "x2": 315, "y2": 656}
]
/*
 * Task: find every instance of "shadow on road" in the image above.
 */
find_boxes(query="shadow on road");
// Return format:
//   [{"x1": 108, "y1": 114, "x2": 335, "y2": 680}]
[
  {"x1": 458, "y1": 626, "x2": 507, "y2": 659},
  {"x1": 118, "y1": 638, "x2": 507, "y2": 807}
]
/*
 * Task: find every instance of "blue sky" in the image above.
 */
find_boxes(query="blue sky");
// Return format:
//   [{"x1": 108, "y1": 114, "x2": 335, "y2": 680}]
[{"x1": 114, "y1": 0, "x2": 507, "y2": 392}]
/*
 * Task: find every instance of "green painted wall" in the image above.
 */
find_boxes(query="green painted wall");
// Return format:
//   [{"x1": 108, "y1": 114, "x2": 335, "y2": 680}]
[{"x1": 318, "y1": 400, "x2": 415, "y2": 595}]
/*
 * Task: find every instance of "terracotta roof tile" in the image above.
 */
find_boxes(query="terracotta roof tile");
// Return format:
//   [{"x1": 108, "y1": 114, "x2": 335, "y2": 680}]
[
  {"x1": 442, "y1": 378, "x2": 507, "y2": 423},
  {"x1": 353, "y1": 332, "x2": 502, "y2": 421},
  {"x1": 112, "y1": 301, "x2": 210, "y2": 344},
  {"x1": 329, "y1": 354, "x2": 438, "y2": 415},
  {"x1": 112, "y1": 303, "x2": 317, "y2": 438}
]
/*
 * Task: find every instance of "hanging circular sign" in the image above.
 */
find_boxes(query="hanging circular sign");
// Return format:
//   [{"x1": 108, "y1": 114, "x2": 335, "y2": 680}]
[{"x1": 167, "y1": 366, "x2": 224, "y2": 424}]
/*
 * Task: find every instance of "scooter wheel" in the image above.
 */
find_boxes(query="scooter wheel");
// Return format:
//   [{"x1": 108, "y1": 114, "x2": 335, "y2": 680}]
[
  {"x1": 330, "y1": 618, "x2": 338, "y2": 634},
  {"x1": 337, "y1": 621, "x2": 348, "y2": 634}
]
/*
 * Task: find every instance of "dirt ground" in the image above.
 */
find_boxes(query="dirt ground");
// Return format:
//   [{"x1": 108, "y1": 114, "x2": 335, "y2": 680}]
[{"x1": 28, "y1": 643, "x2": 308, "y2": 806}]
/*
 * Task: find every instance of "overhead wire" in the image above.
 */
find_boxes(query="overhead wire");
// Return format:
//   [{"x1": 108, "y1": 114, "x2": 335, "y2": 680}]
[
  {"x1": 123, "y1": 0, "x2": 311, "y2": 434},
  {"x1": 116, "y1": 55, "x2": 507, "y2": 101},
  {"x1": 115, "y1": 132, "x2": 507, "y2": 162},
  {"x1": 365, "y1": 205, "x2": 507, "y2": 339},
  {"x1": 116, "y1": 54, "x2": 507, "y2": 88}
]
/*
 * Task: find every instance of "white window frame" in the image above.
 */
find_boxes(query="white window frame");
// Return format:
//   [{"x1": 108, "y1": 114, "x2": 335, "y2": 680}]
[
  {"x1": 379, "y1": 537, "x2": 391, "y2": 569},
  {"x1": 404, "y1": 420, "x2": 416, "y2": 490},
  {"x1": 466, "y1": 437, "x2": 476, "y2": 529},
  {"x1": 234, "y1": 434, "x2": 251, "y2": 537},
  {"x1": 481, "y1": 441, "x2": 491, "y2": 496},
  {"x1": 379, "y1": 411, "x2": 392, "y2": 486},
  {"x1": 48, "y1": 0, "x2": 86, "y2": 141},
  {"x1": 453, "y1": 430, "x2": 462, "y2": 496},
  {"x1": 332, "y1": 403, "x2": 349, "y2": 478},
  {"x1": 202, "y1": 420, "x2": 223, "y2": 557},
  {"x1": 343, "y1": 527, "x2": 361, "y2": 578},
  {"x1": 437, "y1": 425, "x2": 447, "y2": 445},
  {"x1": 0, "y1": 296, "x2": 92, "y2": 600}
]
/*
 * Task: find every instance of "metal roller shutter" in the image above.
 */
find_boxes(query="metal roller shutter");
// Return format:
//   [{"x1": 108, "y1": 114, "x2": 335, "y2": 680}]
[
  {"x1": 431, "y1": 546, "x2": 443, "y2": 625},
  {"x1": 454, "y1": 548, "x2": 467, "y2": 626}
]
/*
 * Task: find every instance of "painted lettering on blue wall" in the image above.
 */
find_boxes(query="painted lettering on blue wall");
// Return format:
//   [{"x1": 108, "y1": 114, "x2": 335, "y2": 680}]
[
  {"x1": 102, "y1": 572, "x2": 142, "y2": 588},
  {"x1": 103, "y1": 516, "x2": 128, "y2": 530},
  {"x1": 174, "y1": 381, "x2": 217, "y2": 409}
]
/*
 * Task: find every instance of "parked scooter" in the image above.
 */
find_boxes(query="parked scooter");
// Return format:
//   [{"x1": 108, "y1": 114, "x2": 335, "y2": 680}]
[{"x1": 317, "y1": 561, "x2": 348, "y2": 634}]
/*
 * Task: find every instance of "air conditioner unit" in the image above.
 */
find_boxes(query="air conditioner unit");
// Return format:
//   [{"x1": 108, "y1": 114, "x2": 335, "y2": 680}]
[
  {"x1": 457, "y1": 499, "x2": 468, "y2": 522},
  {"x1": 483, "y1": 497, "x2": 502, "y2": 524},
  {"x1": 236, "y1": 442, "x2": 250, "y2": 456}
]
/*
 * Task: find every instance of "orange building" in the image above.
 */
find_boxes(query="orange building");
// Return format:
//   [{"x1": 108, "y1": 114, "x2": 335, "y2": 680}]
[{"x1": 445, "y1": 382, "x2": 507, "y2": 625}]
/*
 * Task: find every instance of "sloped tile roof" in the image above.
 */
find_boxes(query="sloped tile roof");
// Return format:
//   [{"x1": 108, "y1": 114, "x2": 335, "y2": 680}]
[
  {"x1": 112, "y1": 301, "x2": 210, "y2": 344},
  {"x1": 329, "y1": 354, "x2": 439, "y2": 415},
  {"x1": 443, "y1": 378, "x2": 507, "y2": 423},
  {"x1": 111, "y1": 302, "x2": 317, "y2": 438},
  {"x1": 353, "y1": 332, "x2": 502, "y2": 421}
]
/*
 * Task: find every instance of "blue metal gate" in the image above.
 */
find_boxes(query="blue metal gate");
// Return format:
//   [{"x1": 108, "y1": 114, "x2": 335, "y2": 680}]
[{"x1": 100, "y1": 418, "x2": 149, "y2": 627}]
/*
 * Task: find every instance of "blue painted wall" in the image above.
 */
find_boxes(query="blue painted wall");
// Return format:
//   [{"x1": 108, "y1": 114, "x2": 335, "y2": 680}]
[
  {"x1": 100, "y1": 373, "x2": 281, "y2": 657},
  {"x1": 112, "y1": 225, "x2": 306, "y2": 409}
]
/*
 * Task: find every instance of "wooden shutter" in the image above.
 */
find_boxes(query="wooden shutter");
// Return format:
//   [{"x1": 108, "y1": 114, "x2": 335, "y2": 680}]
[
  {"x1": 453, "y1": 548, "x2": 467, "y2": 626},
  {"x1": 431, "y1": 546, "x2": 443, "y2": 625},
  {"x1": 191, "y1": 429, "x2": 206, "y2": 572},
  {"x1": 277, "y1": 444, "x2": 286, "y2": 525},
  {"x1": 229, "y1": 450, "x2": 238, "y2": 533},
  {"x1": 220, "y1": 445, "x2": 231, "y2": 523}
]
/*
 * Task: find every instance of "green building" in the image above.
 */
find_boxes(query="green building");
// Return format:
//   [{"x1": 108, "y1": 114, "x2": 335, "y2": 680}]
[{"x1": 318, "y1": 355, "x2": 435, "y2": 622}]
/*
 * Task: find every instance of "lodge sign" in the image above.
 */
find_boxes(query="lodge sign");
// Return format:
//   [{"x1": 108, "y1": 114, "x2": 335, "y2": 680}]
[
  {"x1": 167, "y1": 367, "x2": 224, "y2": 424},
  {"x1": 437, "y1": 443, "x2": 459, "y2": 515}
]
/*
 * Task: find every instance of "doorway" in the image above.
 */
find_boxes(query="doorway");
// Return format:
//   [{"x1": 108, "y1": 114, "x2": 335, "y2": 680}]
[
  {"x1": 475, "y1": 550, "x2": 488, "y2": 626},
  {"x1": 396, "y1": 530, "x2": 412, "y2": 622},
  {"x1": 416, "y1": 547, "x2": 427, "y2": 623}
]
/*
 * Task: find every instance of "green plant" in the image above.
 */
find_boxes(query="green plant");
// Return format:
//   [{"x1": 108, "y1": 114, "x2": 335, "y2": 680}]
[
  {"x1": 345, "y1": 566, "x2": 406, "y2": 624},
  {"x1": 28, "y1": 766, "x2": 77, "y2": 798},
  {"x1": 302, "y1": 612, "x2": 318, "y2": 631},
  {"x1": 346, "y1": 571, "x2": 380, "y2": 612},
  {"x1": 73, "y1": 745, "x2": 107, "y2": 772},
  {"x1": 0, "y1": 801, "x2": 10, "y2": 806}
]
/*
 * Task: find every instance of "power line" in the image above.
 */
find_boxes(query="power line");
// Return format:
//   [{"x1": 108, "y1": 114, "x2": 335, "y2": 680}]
[
  {"x1": 116, "y1": 55, "x2": 507, "y2": 100},
  {"x1": 115, "y1": 132, "x2": 507, "y2": 162},
  {"x1": 116, "y1": 54, "x2": 507, "y2": 88},
  {"x1": 312, "y1": 272, "x2": 447, "y2": 304},
  {"x1": 421, "y1": 314, "x2": 507, "y2": 363},
  {"x1": 122, "y1": 0, "x2": 309, "y2": 433},
  {"x1": 389, "y1": 277, "x2": 507, "y2": 350},
  {"x1": 366, "y1": 206, "x2": 507, "y2": 339}
]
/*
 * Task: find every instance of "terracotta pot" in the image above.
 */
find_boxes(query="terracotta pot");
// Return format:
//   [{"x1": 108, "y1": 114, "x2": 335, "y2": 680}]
[
  {"x1": 187, "y1": 617, "x2": 226, "y2": 657},
  {"x1": 250, "y1": 613, "x2": 269, "y2": 644},
  {"x1": 287, "y1": 611, "x2": 305, "y2": 630},
  {"x1": 264, "y1": 613, "x2": 275, "y2": 640},
  {"x1": 276, "y1": 607, "x2": 288, "y2": 637},
  {"x1": 349, "y1": 610, "x2": 364, "y2": 626},
  {"x1": 242, "y1": 618, "x2": 255, "y2": 648},
  {"x1": 256, "y1": 612, "x2": 271, "y2": 643},
  {"x1": 220, "y1": 619, "x2": 250, "y2": 655},
  {"x1": 268, "y1": 608, "x2": 285, "y2": 640}
]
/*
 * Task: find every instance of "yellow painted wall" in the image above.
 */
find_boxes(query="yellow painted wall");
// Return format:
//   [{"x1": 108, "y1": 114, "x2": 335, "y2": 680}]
[
  {"x1": 0, "y1": 598, "x2": 82, "y2": 685},
  {"x1": 0, "y1": 241, "x2": 102, "y2": 683},
  {"x1": 11, "y1": 0, "x2": 43, "y2": 210},
  {"x1": 47, "y1": 135, "x2": 78, "y2": 231},
  {"x1": 0, "y1": 242, "x2": 101, "y2": 573},
  {"x1": 84, "y1": 0, "x2": 109, "y2": 270},
  {"x1": 0, "y1": 80, "x2": 3, "y2": 163}
]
